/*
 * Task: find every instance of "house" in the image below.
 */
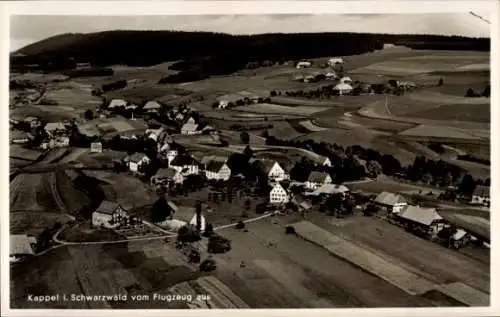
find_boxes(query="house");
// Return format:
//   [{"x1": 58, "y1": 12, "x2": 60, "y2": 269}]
[
  {"x1": 257, "y1": 160, "x2": 288, "y2": 182},
  {"x1": 169, "y1": 155, "x2": 200, "y2": 175},
  {"x1": 333, "y1": 83, "x2": 353, "y2": 95},
  {"x1": 23, "y1": 116, "x2": 41, "y2": 128},
  {"x1": 186, "y1": 117, "x2": 196, "y2": 125},
  {"x1": 296, "y1": 61, "x2": 312, "y2": 69},
  {"x1": 143, "y1": 100, "x2": 162, "y2": 112},
  {"x1": 205, "y1": 161, "x2": 231, "y2": 181},
  {"x1": 44, "y1": 122, "x2": 68, "y2": 138},
  {"x1": 397, "y1": 206, "x2": 446, "y2": 237},
  {"x1": 181, "y1": 122, "x2": 200, "y2": 135},
  {"x1": 328, "y1": 57, "x2": 344, "y2": 66},
  {"x1": 10, "y1": 234, "x2": 36, "y2": 262},
  {"x1": 306, "y1": 183, "x2": 350, "y2": 197},
  {"x1": 373, "y1": 191, "x2": 407, "y2": 214},
  {"x1": 270, "y1": 183, "x2": 290, "y2": 205},
  {"x1": 470, "y1": 185, "x2": 490, "y2": 206},
  {"x1": 108, "y1": 99, "x2": 127, "y2": 109},
  {"x1": 41, "y1": 136, "x2": 70, "y2": 149},
  {"x1": 125, "y1": 153, "x2": 151, "y2": 173},
  {"x1": 161, "y1": 203, "x2": 207, "y2": 231},
  {"x1": 340, "y1": 76, "x2": 353, "y2": 84},
  {"x1": 92, "y1": 201, "x2": 128, "y2": 228},
  {"x1": 305, "y1": 171, "x2": 332, "y2": 190},
  {"x1": 146, "y1": 127, "x2": 165, "y2": 142},
  {"x1": 90, "y1": 141, "x2": 103, "y2": 153},
  {"x1": 151, "y1": 167, "x2": 184, "y2": 186}
]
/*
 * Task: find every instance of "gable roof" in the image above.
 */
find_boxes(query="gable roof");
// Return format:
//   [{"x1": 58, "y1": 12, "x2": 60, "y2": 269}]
[
  {"x1": 271, "y1": 182, "x2": 288, "y2": 193},
  {"x1": 200, "y1": 155, "x2": 228, "y2": 165},
  {"x1": 334, "y1": 83, "x2": 353, "y2": 90},
  {"x1": 307, "y1": 183, "x2": 349, "y2": 196},
  {"x1": 181, "y1": 122, "x2": 199, "y2": 132},
  {"x1": 170, "y1": 155, "x2": 198, "y2": 167},
  {"x1": 143, "y1": 101, "x2": 162, "y2": 110},
  {"x1": 473, "y1": 185, "x2": 490, "y2": 198},
  {"x1": 205, "y1": 161, "x2": 228, "y2": 173},
  {"x1": 127, "y1": 152, "x2": 148, "y2": 163},
  {"x1": 398, "y1": 206, "x2": 442, "y2": 226},
  {"x1": 307, "y1": 171, "x2": 330, "y2": 183},
  {"x1": 109, "y1": 99, "x2": 127, "y2": 108},
  {"x1": 45, "y1": 122, "x2": 67, "y2": 132},
  {"x1": 374, "y1": 191, "x2": 407, "y2": 206},
  {"x1": 154, "y1": 167, "x2": 179, "y2": 179},
  {"x1": 10, "y1": 235, "x2": 35, "y2": 255},
  {"x1": 95, "y1": 201, "x2": 121, "y2": 215},
  {"x1": 259, "y1": 160, "x2": 281, "y2": 174}
]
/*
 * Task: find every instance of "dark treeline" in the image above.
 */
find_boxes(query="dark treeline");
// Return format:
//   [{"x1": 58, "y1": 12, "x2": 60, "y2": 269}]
[{"x1": 11, "y1": 31, "x2": 489, "y2": 77}]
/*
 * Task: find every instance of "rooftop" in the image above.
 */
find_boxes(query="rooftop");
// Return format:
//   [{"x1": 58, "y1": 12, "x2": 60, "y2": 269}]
[
  {"x1": 205, "y1": 161, "x2": 227, "y2": 173},
  {"x1": 307, "y1": 171, "x2": 330, "y2": 183},
  {"x1": 374, "y1": 191, "x2": 407, "y2": 206},
  {"x1": 398, "y1": 206, "x2": 442, "y2": 226},
  {"x1": 95, "y1": 201, "x2": 121, "y2": 215}
]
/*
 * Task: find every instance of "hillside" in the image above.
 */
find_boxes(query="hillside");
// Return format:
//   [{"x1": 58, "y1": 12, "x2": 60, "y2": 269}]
[{"x1": 11, "y1": 31, "x2": 489, "y2": 77}]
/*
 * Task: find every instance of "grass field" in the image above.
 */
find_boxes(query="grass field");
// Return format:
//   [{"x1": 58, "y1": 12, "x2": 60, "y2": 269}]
[
  {"x1": 10, "y1": 211, "x2": 74, "y2": 236},
  {"x1": 10, "y1": 145, "x2": 44, "y2": 162},
  {"x1": 236, "y1": 103, "x2": 328, "y2": 116}
]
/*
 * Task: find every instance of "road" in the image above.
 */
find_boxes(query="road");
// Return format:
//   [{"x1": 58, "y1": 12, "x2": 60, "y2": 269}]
[{"x1": 51, "y1": 210, "x2": 279, "y2": 247}]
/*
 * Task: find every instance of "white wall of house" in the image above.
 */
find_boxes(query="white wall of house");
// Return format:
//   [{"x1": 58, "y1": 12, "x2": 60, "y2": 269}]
[
  {"x1": 166, "y1": 150, "x2": 178, "y2": 164},
  {"x1": 171, "y1": 164, "x2": 199, "y2": 176},
  {"x1": 305, "y1": 175, "x2": 332, "y2": 190},
  {"x1": 268, "y1": 162, "x2": 288, "y2": 182},
  {"x1": 471, "y1": 195, "x2": 489, "y2": 206},
  {"x1": 269, "y1": 184, "x2": 289, "y2": 204}
]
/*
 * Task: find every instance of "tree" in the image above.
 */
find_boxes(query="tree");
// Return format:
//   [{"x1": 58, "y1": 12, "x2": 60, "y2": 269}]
[
  {"x1": 195, "y1": 201, "x2": 202, "y2": 232},
  {"x1": 457, "y1": 174, "x2": 476, "y2": 197},
  {"x1": 84, "y1": 109, "x2": 94, "y2": 120},
  {"x1": 151, "y1": 197, "x2": 171, "y2": 223},
  {"x1": 366, "y1": 160, "x2": 382, "y2": 178},
  {"x1": 243, "y1": 145, "x2": 254, "y2": 158},
  {"x1": 207, "y1": 234, "x2": 231, "y2": 254},
  {"x1": 240, "y1": 131, "x2": 250, "y2": 145},
  {"x1": 177, "y1": 225, "x2": 202, "y2": 243},
  {"x1": 243, "y1": 199, "x2": 251, "y2": 218},
  {"x1": 438, "y1": 78, "x2": 444, "y2": 86},
  {"x1": 482, "y1": 85, "x2": 490, "y2": 97},
  {"x1": 465, "y1": 88, "x2": 478, "y2": 97},
  {"x1": 199, "y1": 258, "x2": 217, "y2": 272}
]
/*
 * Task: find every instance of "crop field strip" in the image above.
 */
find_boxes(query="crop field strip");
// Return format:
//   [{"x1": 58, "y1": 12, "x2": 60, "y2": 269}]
[{"x1": 291, "y1": 220, "x2": 437, "y2": 295}]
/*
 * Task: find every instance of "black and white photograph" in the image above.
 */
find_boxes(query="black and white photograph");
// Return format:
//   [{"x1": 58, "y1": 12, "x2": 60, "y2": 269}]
[{"x1": 2, "y1": 1, "x2": 497, "y2": 315}]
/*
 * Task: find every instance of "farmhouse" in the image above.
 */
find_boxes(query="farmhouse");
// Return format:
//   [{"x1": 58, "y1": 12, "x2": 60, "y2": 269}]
[
  {"x1": 170, "y1": 155, "x2": 200, "y2": 175},
  {"x1": 305, "y1": 171, "x2": 332, "y2": 190},
  {"x1": 143, "y1": 100, "x2": 162, "y2": 112},
  {"x1": 470, "y1": 185, "x2": 490, "y2": 206},
  {"x1": 269, "y1": 183, "x2": 290, "y2": 205},
  {"x1": 125, "y1": 153, "x2": 151, "y2": 173},
  {"x1": 328, "y1": 57, "x2": 344, "y2": 66},
  {"x1": 108, "y1": 99, "x2": 127, "y2": 109},
  {"x1": 151, "y1": 167, "x2": 184, "y2": 186},
  {"x1": 146, "y1": 127, "x2": 165, "y2": 142},
  {"x1": 306, "y1": 183, "x2": 350, "y2": 197},
  {"x1": 258, "y1": 160, "x2": 288, "y2": 182},
  {"x1": 340, "y1": 76, "x2": 353, "y2": 84},
  {"x1": 181, "y1": 122, "x2": 200, "y2": 135},
  {"x1": 397, "y1": 206, "x2": 446, "y2": 238},
  {"x1": 334, "y1": 83, "x2": 353, "y2": 95},
  {"x1": 44, "y1": 122, "x2": 68, "y2": 138},
  {"x1": 10, "y1": 234, "x2": 36, "y2": 262},
  {"x1": 166, "y1": 204, "x2": 207, "y2": 231},
  {"x1": 41, "y1": 136, "x2": 70, "y2": 149},
  {"x1": 296, "y1": 61, "x2": 312, "y2": 69},
  {"x1": 90, "y1": 141, "x2": 103, "y2": 153},
  {"x1": 314, "y1": 155, "x2": 332, "y2": 167},
  {"x1": 205, "y1": 161, "x2": 231, "y2": 181},
  {"x1": 92, "y1": 201, "x2": 128, "y2": 228},
  {"x1": 373, "y1": 191, "x2": 407, "y2": 214}
]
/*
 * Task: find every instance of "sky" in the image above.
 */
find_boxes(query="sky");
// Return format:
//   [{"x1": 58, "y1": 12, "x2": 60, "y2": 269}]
[{"x1": 10, "y1": 13, "x2": 491, "y2": 51}]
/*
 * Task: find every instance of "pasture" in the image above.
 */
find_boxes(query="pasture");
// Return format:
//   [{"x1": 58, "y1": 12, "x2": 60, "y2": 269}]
[
  {"x1": 236, "y1": 103, "x2": 328, "y2": 116},
  {"x1": 10, "y1": 211, "x2": 74, "y2": 236}
]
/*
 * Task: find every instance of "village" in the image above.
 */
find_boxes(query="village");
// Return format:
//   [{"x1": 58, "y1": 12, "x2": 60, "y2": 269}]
[{"x1": 9, "y1": 26, "x2": 491, "y2": 309}]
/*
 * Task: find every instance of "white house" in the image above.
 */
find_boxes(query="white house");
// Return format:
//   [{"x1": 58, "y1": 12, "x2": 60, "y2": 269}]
[
  {"x1": 328, "y1": 57, "x2": 344, "y2": 67},
  {"x1": 340, "y1": 76, "x2": 353, "y2": 84},
  {"x1": 90, "y1": 142, "x2": 103, "y2": 153},
  {"x1": 305, "y1": 171, "x2": 332, "y2": 190},
  {"x1": 92, "y1": 201, "x2": 128, "y2": 228},
  {"x1": 108, "y1": 99, "x2": 127, "y2": 109},
  {"x1": 44, "y1": 122, "x2": 68, "y2": 138},
  {"x1": 151, "y1": 167, "x2": 184, "y2": 186},
  {"x1": 205, "y1": 161, "x2": 231, "y2": 181},
  {"x1": 181, "y1": 122, "x2": 200, "y2": 135},
  {"x1": 296, "y1": 61, "x2": 312, "y2": 69},
  {"x1": 334, "y1": 83, "x2": 353, "y2": 95},
  {"x1": 470, "y1": 185, "x2": 490, "y2": 206},
  {"x1": 373, "y1": 191, "x2": 407, "y2": 214},
  {"x1": 269, "y1": 183, "x2": 290, "y2": 205},
  {"x1": 41, "y1": 136, "x2": 70, "y2": 149},
  {"x1": 170, "y1": 155, "x2": 200, "y2": 175},
  {"x1": 260, "y1": 160, "x2": 288, "y2": 182},
  {"x1": 125, "y1": 153, "x2": 151, "y2": 173}
]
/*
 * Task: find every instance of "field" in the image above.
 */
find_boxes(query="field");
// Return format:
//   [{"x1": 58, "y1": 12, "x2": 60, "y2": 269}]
[
  {"x1": 236, "y1": 103, "x2": 328, "y2": 116},
  {"x1": 10, "y1": 145, "x2": 44, "y2": 162},
  {"x1": 10, "y1": 171, "x2": 91, "y2": 214},
  {"x1": 10, "y1": 211, "x2": 74, "y2": 236},
  {"x1": 82, "y1": 171, "x2": 156, "y2": 209}
]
